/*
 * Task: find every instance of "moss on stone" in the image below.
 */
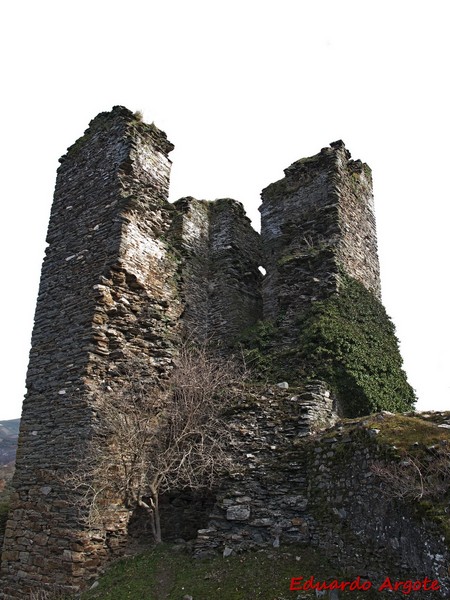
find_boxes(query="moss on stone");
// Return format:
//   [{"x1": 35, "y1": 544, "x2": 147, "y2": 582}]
[
  {"x1": 238, "y1": 320, "x2": 277, "y2": 379},
  {"x1": 372, "y1": 413, "x2": 450, "y2": 450}
]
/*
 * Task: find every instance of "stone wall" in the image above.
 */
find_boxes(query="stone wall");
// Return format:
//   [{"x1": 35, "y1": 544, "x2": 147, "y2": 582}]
[
  {"x1": 307, "y1": 422, "x2": 449, "y2": 597},
  {"x1": 331, "y1": 141, "x2": 380, "y2": 299},
  {"x1": 171, "y1": 198, "x2": 210, "y2": 341},
  {"x1": 172, "y1": 197, "x2": 262, "y2": 346},
  {"x1": 195, "y1": 408, "x2": 450, "y2": 598},
  {"x1": 194, "y1": 382, "x2": 339, "y2": 554}
]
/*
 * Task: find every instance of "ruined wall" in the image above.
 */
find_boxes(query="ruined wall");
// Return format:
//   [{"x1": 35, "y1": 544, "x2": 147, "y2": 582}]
[
  {"x1": 171, "y1": 198, "x2": 210, "y2": 341},
  {"x1": 194, "y1": 382, "x2": 338, "y2": 555},
  {"x1": 195, "y1": 408, "x2": 450, "y2": 598},
  {"x1": 307, "y1": 423, "x2": 450, "y2": 598},
  {"x1": 331, "y1": 141, "x2": 380, "y2": 298},
  {"x1": 172, "y1": 197, "x2": 262, "y2": 346},
  {"x1": 255, "y1": 141, "x2": 411, "y2": 415},
  {"x1": 260, "y1": 140, "x2": 380, "y2": 331}
]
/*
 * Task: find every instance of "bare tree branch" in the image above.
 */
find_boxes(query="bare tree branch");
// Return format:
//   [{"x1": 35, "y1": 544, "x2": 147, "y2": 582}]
[
  {"x1": 66, "y1": 343, "x2": 245, "y2": 543},
  {"x1": 371, "y1": 444, "x2": 450, "y2": 502}
]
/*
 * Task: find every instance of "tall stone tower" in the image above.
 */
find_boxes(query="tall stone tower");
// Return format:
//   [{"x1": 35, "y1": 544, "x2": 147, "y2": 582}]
[
  {"x1": 0, "y1": 107, "x2": 183, "y2": 596},
  {"x1": 258, "y1": 140, "x2": 414, "y2": 416},
  {"x1": 260, "y1": 140, "x2": 380, "y2": 326}
]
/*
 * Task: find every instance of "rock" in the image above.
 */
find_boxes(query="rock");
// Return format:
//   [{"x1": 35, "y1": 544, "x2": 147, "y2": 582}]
[
  {"x1": 333, "y1": 507, "x2": 347, "y2": 519},
  {"x1": 226, "y1": 505, "x2": 251, "y2": 521},
  {"x1": 223, "y1": 547, "x2": 233, "y2": 557},
  {"x1": 276, "y1": 381, "x2": 289, "y2": 389},
  {"x1": 235, "y1": 495, "x2": 252, "y2": 503},
  {"x1": 250, "y1": 518, "x2": 273, "y2": 527}
]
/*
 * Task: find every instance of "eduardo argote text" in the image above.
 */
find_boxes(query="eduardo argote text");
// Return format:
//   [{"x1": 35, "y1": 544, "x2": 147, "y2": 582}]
[{"x1": 290, "y1": 575, "x2": 440, "y2": 595}]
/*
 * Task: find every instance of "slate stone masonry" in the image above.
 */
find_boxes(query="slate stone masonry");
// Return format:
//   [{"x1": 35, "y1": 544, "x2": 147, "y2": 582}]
[
  {"x1": 260, "y1": 140, "x2": 381, "y2": 342},
  {"x1": 171, "y1": 196, "x2": 262, "y2": 345},
  {"x1": 0, "y1": 108, "x2": 264, "y2": 597},
  {"x1": 0, "y1": 107, "x2": 183, "y2": 597}
]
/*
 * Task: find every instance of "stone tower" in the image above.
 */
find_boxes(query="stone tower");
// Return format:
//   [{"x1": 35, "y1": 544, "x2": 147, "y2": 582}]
[
  {"x1": 260, "y1": 140, "x2": 380, "y2": 328},
  {"x1": 0, "y1": 107, "x2": 184, "y2": 596},
  {"x1": 258, "y1": 140, "x2": 414, "y2": 417}
]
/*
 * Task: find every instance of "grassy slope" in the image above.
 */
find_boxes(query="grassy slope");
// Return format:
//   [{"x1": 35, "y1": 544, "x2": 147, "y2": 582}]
[
  {"x1": 334, "y1": 412, "x2": 450, "y2": 451},
  {"x1": 81, "y1": 544, "x2": 382, "y2": 600}
]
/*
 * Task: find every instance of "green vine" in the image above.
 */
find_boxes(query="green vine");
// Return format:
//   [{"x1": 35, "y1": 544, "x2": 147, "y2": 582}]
[
  {"x1": 299, "y1": 276, "x2": 416, "y2": 415},
  {"x1": 240, "y1": 276, "x2": 416, "y2": 416}
]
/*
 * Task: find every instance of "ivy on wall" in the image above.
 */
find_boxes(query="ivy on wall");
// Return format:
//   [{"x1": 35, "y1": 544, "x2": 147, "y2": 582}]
[
  {"x1": 298, "y1": 276, "x2": 416, "y2": 415},
  {"x1": 240, "y1": 276, "x2": 416, "y2": 417}
]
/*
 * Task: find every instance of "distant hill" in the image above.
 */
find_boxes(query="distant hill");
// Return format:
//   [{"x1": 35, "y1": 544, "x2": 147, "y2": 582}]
[
  {"x1": 0, "y1": 419, "x2": 19, "y2": 546},
  {"x1": 0, "y1": 419, "x2": 20, "y2": 436},
  {"x1": 0, "y1": 418, "x2": 20, "y2": 467}
]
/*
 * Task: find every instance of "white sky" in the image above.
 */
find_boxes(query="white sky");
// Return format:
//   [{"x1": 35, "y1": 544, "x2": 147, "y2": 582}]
[{"x1": 0, "y1": 0, "x2": 448, "y2": 420}]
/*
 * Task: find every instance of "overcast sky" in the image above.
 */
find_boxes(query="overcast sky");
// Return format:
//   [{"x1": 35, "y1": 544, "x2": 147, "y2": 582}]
[{"x1": 0, "y1": 0, "x2": 448, "y2": 420}]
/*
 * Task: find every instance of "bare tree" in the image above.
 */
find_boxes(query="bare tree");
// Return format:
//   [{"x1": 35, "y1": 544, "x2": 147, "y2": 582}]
[
  {"x1": 371, "y1": 457, "x2": 428, "y2": 501},
  {"x1": 371, "y1": 444, "x2": 450, "y2": 502},
  {"x1": 71, "y1": 343, "x2": 243, "y2": 543}
]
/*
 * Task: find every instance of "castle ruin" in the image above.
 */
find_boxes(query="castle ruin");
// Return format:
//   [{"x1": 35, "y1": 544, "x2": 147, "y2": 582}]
[{"x1": 2, "y1": 107, "x2": 445, "y2": 598}]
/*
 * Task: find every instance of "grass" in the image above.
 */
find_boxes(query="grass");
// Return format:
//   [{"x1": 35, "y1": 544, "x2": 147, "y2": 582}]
[
  {"x1": 80, "y1": 543, "x2": 385, "y2": 600},
  {"x1": 374, "y1": 413, "x2": 450, "y2": 451},
  {"x1": 339, "y1": 412, "x2": 450, "y2": 453},
  {"x1": 318, "y1": 412, "x2": 450, "y2": 452}
]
